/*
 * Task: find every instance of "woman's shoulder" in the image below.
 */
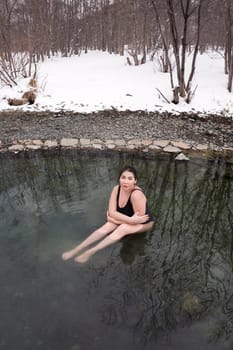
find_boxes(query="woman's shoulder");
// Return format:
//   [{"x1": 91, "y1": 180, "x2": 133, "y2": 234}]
[
  {"x1": 131, "y1": 187, "x2": 146, "y2": 199},
  {"x1": 133, "y1": 186, "x2": 143, "y2": 192},
  {"x1": 112, "y1": 184, "x2": 119, "y2": 193}
]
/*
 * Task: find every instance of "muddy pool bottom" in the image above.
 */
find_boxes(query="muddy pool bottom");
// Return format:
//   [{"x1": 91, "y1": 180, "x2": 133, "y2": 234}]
[{"x1": 0, "y1": 150, "x2": 232, "y2": 350}]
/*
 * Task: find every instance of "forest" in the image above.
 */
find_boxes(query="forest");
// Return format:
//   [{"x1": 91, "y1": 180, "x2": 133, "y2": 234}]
[{"x1": 0, "y1": 0, "x2": 233, "y2": 103}]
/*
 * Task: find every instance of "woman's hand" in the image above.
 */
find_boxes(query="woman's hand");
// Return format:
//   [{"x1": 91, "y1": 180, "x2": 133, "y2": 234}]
[
  {"x1": 130, "y1": 212, "x2": 149, "y2": 224},
  {"x1": 107, "y1": 210, "x2": 149, "y2": 225}
]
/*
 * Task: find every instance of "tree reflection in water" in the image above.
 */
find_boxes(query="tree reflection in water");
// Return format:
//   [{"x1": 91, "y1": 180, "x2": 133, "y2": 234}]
[
  {"x1": 87, "y1": 157, "x2": 233, "y2": 348},
  {"x1": 0, "y1": 151, "x2": 232, "y2": 349}
]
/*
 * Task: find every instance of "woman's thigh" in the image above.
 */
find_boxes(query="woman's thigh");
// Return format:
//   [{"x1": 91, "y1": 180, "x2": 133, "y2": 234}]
[
  {"x1": 113, "y1": 221, "x2": 154, "y2": 238},
  {"x1": 126, "y1": 221, "x2": 154, "y2": 234},
  {"x1": 98, "y1": 221, "x2": 119, "y2": 234}
]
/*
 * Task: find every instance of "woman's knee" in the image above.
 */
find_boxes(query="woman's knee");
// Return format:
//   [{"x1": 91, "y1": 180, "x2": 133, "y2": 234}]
[
  {"x1": 98, "y1": 222, "x2": 117, "y2": 235},
  {"x1": 111, "y1": 224, "x2": 131, "y2": 240}
]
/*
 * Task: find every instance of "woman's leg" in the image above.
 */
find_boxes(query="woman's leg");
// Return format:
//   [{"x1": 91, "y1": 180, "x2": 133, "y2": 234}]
[
  {"x1": 62, "y1": 222, "x2": 118, "y2": 260},
  {"x1": 75, "y1": 221, "x2": 154, "y2": 263}
]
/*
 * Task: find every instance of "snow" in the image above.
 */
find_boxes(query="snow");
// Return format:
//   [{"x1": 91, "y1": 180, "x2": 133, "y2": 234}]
[{"x1": 0, "y1": 50, "x2": 233, "y2": 116}]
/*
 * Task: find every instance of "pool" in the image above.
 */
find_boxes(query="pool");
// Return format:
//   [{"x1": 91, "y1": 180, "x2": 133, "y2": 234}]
[{"x1": 0, "y1": 150, "x2": 232, "y2": 350}]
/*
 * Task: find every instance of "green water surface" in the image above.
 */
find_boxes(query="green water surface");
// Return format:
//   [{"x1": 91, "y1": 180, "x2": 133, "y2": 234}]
[{"x1": 0, "y1": 150, "x2": 232, "y2": 350}]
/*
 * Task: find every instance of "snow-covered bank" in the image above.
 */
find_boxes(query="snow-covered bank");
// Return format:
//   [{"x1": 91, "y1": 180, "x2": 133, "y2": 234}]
[{"x1": 0, "y1": 50, "x2": 233, "y2": 116}]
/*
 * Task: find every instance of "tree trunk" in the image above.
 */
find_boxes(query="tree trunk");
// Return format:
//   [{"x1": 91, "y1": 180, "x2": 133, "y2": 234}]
[
  {"x1": 172, "y1": 86, "x2": 180, "y2": 104},
  {"x1": 151, "y1": 0, "x2": 174, "y2": 89},
  {"x1": 225, "y1": 0, "x2": 233, "y2": 92},
  {"x1": 186, "y1": 1, "x2": 203, "y2": 98},
  {"x1": 166, "y1": 0, "x2": 185, "y2": 97}
]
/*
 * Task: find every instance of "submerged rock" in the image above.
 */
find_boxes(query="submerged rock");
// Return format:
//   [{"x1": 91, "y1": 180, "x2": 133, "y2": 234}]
[{"x1": 182, "y1": 291, "x2": 201, "y2": 314}]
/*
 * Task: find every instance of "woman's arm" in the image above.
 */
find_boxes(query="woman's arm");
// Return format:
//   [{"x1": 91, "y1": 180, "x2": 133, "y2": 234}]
[
  {"x1": 130, "y1": 190, "x2": 147, "y2": 216},
  {"x1": 106, "y1": 211, "x2": 124, "y2": 225},
  {"x1": 108, "y1": 186, "x2": 149, "y2": 224}
]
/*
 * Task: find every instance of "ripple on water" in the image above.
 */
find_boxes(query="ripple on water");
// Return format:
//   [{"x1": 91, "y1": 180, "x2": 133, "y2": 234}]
[{"x1": 0, "y1": 152, "x2": 232, "y2": 350}]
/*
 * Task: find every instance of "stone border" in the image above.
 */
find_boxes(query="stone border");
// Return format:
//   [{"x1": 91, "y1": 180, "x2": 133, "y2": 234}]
[{"x1": 1, "y1": 137, "x2": 233, "y2": 163}]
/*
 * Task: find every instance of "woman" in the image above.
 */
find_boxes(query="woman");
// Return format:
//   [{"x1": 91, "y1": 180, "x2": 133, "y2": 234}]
[{"x1": 62, "y1": 165, "x2": 154, "y2": 263}]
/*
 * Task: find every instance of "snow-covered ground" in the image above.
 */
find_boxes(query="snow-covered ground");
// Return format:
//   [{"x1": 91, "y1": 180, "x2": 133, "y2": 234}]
[{"x1": 0, "y1": 50, "x2": 233, "y2": 116}]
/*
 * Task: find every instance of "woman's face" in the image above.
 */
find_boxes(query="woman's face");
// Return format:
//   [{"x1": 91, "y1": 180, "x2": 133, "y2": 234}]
[{"x1": 119, "y1": 170, "x2": 137, "y2": 190}]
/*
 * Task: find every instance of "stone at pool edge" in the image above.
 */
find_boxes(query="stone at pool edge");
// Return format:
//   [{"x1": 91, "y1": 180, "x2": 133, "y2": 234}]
[
  {"x1": 80, "y1": 138, "x2": 91, "y2": 147},
  {"x1": 26, "y1": 144, "x2": 42, "y2": 150},
  {"x1": 171, "y1": 141, "x2": 192, "y2": 150},
  {"x1": 60, "y1": 138, "x2": 79, "y2": 147},
  {"x1": 2, "y1": 138, "x2": 233, "y2": 162},
  {"x1": 163, "y1": 145, "x2": 181, "y2": 153},
  {"x1": 195, "y1": 144, "x2": 209, "y2": 151},
  {"x1": 8, "y1": 144, "x2": 24, "y2": 152},
  {"x1": 44, "y1": 140, "x2": 58, "y2": 148},
  {"x1": 153, "y1": 140, "x2": 169, "y2": 148}
]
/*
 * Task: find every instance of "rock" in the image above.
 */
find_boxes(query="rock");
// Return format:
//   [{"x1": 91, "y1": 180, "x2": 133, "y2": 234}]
[
  {"x1": 80, "y1": 138, "x2": 91, "y2": 147},
  {"x1": 105, "y1": 139, "x2": 114, "y2": 144},
  {"x1": 26, "y1": 144, "x2": 42, "y2": 150},
  {"x1": 171, "y1": 141, "x2": 191, "y2": 149},
  {"x1": 92, "y1": 139, "x2": 103, "y2": 144},
  {"x1": 32, "y1": 140, "x2": 43, "y2": 146},
  {"x1": 164, "y1": 145, "x2": 181, "y2": 153},
  {"x1": 195, "y1": 144, "x2": 209, "y2": 151},
  {"x1": 223, "y1": 147, "x2": 233, "y2": 152},
  {"x1": 127, "y1": 139, "x2": 139, "y2": 145},
  {"x1": 8, "y1": 144, "x2": 24, "y2": 152},
  {"x1": 92, "y1": 143, "x2": 103, "y2": 149},
  {"x1": 127, "y1": 144, "x2": 137, "y2": 150},
  {"x1": 182, "y1": 291, "x2": 201, "y2": 314},
  {"x1": 60, "y1": 138, "x2": 79, "y2": 147},
  {"x1": 149, "y1": 144, "x2": 161, "y2": 150},
  {"x1": 0, "y1": 109, "x2": 232, "y2": 159},
  {"x1": 141, "y1": 140, "x2": 152, "y2": 146},
  {"x1": 153, "y1": 140, "x2": 169, "y2": 148},
  {"x1": 106, "y1": 143, "x2": 115, "y2": 149},
  {"x1": 114, "y1": 139, "x2": 126, "y2": 146},
  {"x1": 21, "y1": 139, "x2": 32, "y2": 145},
  {"x1": 205, "y1": 129, "x2": 217, "y2": 136},
  {"x1": 44, "y1": 140, "x2": 58, "y2": 148},
  {"x1": 175, "y1": 153, "x2": 190, "y2": 161}
]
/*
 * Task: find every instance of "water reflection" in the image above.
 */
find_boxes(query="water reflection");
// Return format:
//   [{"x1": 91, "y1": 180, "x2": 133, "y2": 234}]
[{"x1": 0, "y1": 150, "x2": 232, "y2": 350}]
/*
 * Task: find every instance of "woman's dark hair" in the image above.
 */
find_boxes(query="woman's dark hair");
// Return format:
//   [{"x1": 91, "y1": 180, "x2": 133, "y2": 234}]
[{"x1": 118, "y1": 165, "x2": 137, "y2": 180}]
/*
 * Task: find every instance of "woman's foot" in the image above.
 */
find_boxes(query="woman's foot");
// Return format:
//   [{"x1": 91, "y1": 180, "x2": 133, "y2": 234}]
[
  {"x1": 62, "y1": 249, "x2": 77, "y2": 260},
  {"x1": 74, "y1": 251, "x2": 92, "y2": 263}
]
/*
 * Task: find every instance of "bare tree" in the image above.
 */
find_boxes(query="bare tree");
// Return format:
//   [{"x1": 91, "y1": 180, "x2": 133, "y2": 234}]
[
  {"x1": 0, "y1": 0, "x2": 232, "y2": 98},
  {"x1": 169, "y1": 0, "x2": 204, "y2": 102},
  {"x1": 151, "y1": 0, "x2": 206, "y2": 103},
  {"x1": 125, "y1": 0, "x2": 149, "y2": 65},
  {"x1": 151, "y1": 0, "x2": 175, "y2": 88},
  {"x1": 0, "y1": 0, "x2": 28, "y2": 86},
  {"x1": 225, "y1": 0, "x2": 233, "y2": 92}
]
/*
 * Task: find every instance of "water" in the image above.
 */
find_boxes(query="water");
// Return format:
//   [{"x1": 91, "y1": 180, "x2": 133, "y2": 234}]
[{"x1": 0, "y1": 150, "x2": 232, "y2": 350}]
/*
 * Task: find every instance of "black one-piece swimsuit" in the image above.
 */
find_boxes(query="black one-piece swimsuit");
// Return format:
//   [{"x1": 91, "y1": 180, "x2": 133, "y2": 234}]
[{"x1": 116, "y1": 185, "x2": 153, "y2": 223}]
